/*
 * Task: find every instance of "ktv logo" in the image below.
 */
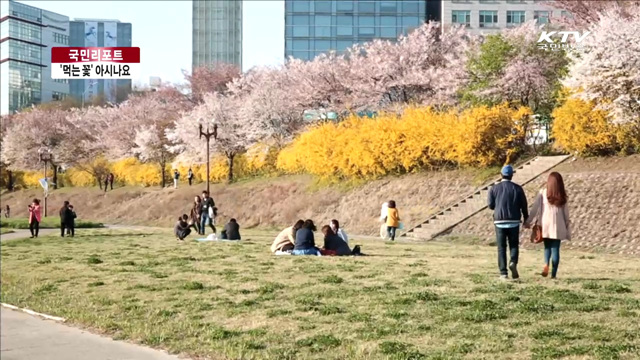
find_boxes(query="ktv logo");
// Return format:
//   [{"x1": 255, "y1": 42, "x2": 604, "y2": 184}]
[{"x1": 537, "y1": 31, "x2": 591, "y2": 52}]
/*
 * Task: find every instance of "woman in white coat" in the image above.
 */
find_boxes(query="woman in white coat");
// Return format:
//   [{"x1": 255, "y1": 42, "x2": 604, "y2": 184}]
[{"x1": 524, "y1": 172, "x2": 571, "y2": 279}]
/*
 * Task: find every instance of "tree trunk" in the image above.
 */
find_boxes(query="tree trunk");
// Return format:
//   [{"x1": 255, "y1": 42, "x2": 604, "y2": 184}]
[
  {"x1": 160, "y1": 161, "x2": 166, "y2": 188},
  {"x1": 52, "y1": 163, "x2": 58, "y2": 189},
  {"x1": 227, "y1": 153, "x2": 235, "y2": 184},
  {"x1": 7, "y1": 170, "x2": 14, "y2": 191}
]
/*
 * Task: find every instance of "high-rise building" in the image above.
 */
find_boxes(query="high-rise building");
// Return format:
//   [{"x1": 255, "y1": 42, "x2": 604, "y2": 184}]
[
  {"x1": 442, "y1": 0, "x2": 564, "y2": 33},
  {"x1": 69, "y1": 18, "x2": 132, "y2": 104},
  {"x1": 1, "y1": 0, "x2": 70, "y2": 115},
  {"x1": 192, "y1": 0, "x2": 242, "y2": 69},
  {"x1": 284, "y1": 0, "x2": 436, "y2": 60}
]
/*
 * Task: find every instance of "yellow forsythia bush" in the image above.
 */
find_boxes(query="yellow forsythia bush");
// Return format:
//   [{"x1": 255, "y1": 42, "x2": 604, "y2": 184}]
[
  {"x1": 66, "y1": 168, "x2": 96, "y2": 187},
  {"x1": 552, "y1": 98, "x2": 639, "y2": 156},
  {"x1": 277, "y1": 104, "x2": 529, "y2": 180}
]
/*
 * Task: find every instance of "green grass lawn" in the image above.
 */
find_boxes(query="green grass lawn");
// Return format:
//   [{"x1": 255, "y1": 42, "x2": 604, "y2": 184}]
[
  {"x1": 1, "y1": 229, "x2": 639, "y2": 360},
  {"x1": 0, "y1": 217, "x2": 103, "y2": 229}
]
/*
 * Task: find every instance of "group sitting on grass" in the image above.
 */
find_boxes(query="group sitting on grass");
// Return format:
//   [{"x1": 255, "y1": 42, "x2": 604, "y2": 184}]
[
  {"x1": 174, "y1": 189, "x2": 241, "y2": 242},
  {"x1": 271, "y1": 219, "x2": 361, "y2": 256}
]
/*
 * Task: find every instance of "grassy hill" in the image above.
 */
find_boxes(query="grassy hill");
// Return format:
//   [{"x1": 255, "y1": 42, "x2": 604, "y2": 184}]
[{"x1": 2, "y1": 155, "x2": 639, "y2": 255}]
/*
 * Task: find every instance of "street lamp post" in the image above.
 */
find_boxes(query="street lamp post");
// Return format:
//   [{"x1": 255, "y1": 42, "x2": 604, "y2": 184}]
[
  {"x1": 38, "y1": 147, "x2": 52, "y2": 217},
  {"x1": 198, "y1": 123, "x2": 218, "y2": 194}
]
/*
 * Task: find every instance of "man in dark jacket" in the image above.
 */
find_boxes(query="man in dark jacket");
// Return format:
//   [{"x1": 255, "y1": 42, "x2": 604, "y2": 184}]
[
  {"x1": 59, "y1": 201, "x2": 74, "y2": 237},
  {"x1": 488, "y1": 165, "x2": 529, "y2": 280},
  {"x1": 199, "y1": 190, "x2": 216, "y2": 235},
  {"x1": 221, "y1": 218, "x2": 241, "y2": 240}
]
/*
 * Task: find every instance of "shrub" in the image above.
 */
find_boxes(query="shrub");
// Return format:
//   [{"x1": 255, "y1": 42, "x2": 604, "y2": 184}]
[
  {"x1": 552, "y1": 98, "x2": 639, "y2": 156},
  {"x1": 277, "y1": 104, "x2": 529, "y2": 180}
]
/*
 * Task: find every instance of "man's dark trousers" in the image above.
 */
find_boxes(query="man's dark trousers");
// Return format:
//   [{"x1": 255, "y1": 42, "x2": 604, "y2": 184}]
[{"x1": 495, "y1": 226, "x2": 520, "y2": 276}]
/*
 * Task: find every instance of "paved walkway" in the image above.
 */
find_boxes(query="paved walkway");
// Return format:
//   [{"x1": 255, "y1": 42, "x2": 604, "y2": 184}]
[
  {"x1": 0, "y1": 225, "x2": 164, "y2": 242},
  {"x1": 1, "y1": 308, "x2": 182, "y2": 360}
]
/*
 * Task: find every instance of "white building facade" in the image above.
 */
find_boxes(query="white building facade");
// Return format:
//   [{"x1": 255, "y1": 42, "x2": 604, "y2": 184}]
[{"x1": 441, "y1": 0, "x2": 565, "y2": 34}]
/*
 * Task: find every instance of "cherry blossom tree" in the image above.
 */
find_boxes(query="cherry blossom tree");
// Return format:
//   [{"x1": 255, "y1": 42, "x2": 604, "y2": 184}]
[
  {"x1": 229, "y1": 66, "x2": 311, "y2": 146},
  {"x1": 116, "y1": 87, "x2": 193, "y2": 187},
  {"x1": 464, "y1": 21, "x2": 568, "y2": 120},
  {"x1": 0, "y1": 107, "x2": 84, "y2": 188},
  {"x1": 167, "y1": 92, "x2": 265, "y2": 183},
  {"x1": 546, "y1": 0, "x2": 640, "y2": 27},
  {"x1": 564, "y1": 7, "x2": 640, "y2": 127},
  {"x1": 345, "y1": 22, "x2": 472, "y2": 111},
  {"x1": 182, "y1": 63, "x2": 241, "y2": 104}
]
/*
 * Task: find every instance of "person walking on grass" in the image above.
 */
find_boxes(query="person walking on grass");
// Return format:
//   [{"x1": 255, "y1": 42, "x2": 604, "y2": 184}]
[
  {"x1": 199, "y1": 190, "x2": 216, "y2": 236},
  {"x1": 488, "y1": 165, "x2": 529, "y2": 280},
  {"x1": 190, "y1": 196, "x2": 203, "y2": 234},
  {"x1": 28, "y1": 199, "x2": 41, "y2": 238},
  {"x1": 108, "y1": 173, "x2": 115, "y2": 190},
  {"x1": 104, "y1": 175, "x2": 109, "y2": 192},
  {"x1": 188, "y1": 168, "x2": 194, "y2": 186},
  {"x1": 5, "y1": 205, "x2": 10, "y2": 218},
  {"x1": 525, "y1": 172, "x2": 571, "y2": 279},
  {"x1": 173, "y1": 169, "x2": 180, "y2": 189},
  {"x1": 59, "y1": 201, "x2": 74, "y2": 238},
  {"x1": 386, "y1": 200, "x2": 400, "y2": 241}
]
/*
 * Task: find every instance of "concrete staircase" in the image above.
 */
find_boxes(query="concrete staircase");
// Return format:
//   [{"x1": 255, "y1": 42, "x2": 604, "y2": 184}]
[{"x1": 401, "y1": 155, "x2": 572, "y2": 240}]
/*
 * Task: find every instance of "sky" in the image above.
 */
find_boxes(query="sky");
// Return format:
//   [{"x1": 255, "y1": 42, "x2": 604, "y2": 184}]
[{"x1": 17, "y1": 1, "x2": 285, "y2": 86}]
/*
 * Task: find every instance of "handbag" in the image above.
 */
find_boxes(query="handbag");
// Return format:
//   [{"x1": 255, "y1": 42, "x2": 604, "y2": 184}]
[
  {"x1": 208, "y1": 206, "x2": 214, "y2": 219},
  {"x1": 530, "y1": 221, "x2": 543, "y2": 244},
  {"x1": 530, "y1": 190, "x2": 544, "y2": 244}
]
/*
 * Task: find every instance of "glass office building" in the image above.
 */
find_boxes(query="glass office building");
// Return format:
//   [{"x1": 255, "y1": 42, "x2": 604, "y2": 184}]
[
  {"x1": 69, "y1": 19, "x2": 132, "y2": 104},
  {"x1": 1, "y1": 0, "x2": 70, "y2": 114},
  {"x1": 285, "y1": 0, "x2": 428, "y2": 60},
  {"x1": 192, "y1": 0, "x2": 242, "y2": 69}
]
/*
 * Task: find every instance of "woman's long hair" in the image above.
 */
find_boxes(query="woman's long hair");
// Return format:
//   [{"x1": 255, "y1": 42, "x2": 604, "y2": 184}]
[
  {"x1": 546, "y1": 172, "x2": 567, "y2": 207},
  {"x1": 321, "y1": 225, "x2": 334, "y2": 237}
]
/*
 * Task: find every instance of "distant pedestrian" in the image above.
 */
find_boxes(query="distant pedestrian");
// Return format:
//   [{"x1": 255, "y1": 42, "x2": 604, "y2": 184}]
[
  {"x1": 108, "y1": 173, "x2": 115, "y2": 190},
  {"x1": 187, "y1": 168, "x2": 194, "y2": 186},
  {"x1": 28, "y1": 199, "x2": 41, "y2": 238},
  {"x1": 525, "y1": 172, "x2": 571, "y2": 279},
  {"x1": 386, "y1": 200, "x2": 400, "y2": 241},
  {"x1": 4, "y1": 205, "x2": 9, "y2": 218},
  {"x1": 59, "y1": 201, "x2": 74, "y2": 237},
  {"x1": 66, "y1": 205, "x2": 77, "y2": 237},
  {"x1": 488, "y1": 165, "x2": 529, "y2": 281},
  {"x1": 103, "y1": 175, "x2": 109, "y2": 192},
  {"x1": 173, "y1": 170, "x2": 180, "y2": 189}
]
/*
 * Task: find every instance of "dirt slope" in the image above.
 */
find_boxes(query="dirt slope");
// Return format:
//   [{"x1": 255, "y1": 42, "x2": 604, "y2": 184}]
[
  {"x1": 449, "y1": 155, "x2": 640, "y2": 255},
  {"x1": 0, "y1": 171, "x2": 480, "y2": 236}
]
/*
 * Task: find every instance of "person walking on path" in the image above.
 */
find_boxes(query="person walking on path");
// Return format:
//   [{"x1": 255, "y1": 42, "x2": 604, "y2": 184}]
[
  {"x1": 524, "y1": 172, "x2": 571, "y2": 279},
  {"x1": 173, "y1": 170, "x2": 180, "y2": 189},
  {"x1": 187, "y1": 168, "x2": 194, "y2": 186},
  {"x1": 28, "y1": 199, "x2": 41, "y2": 238},
  {"x1": 108, "y1": 173, "x2": 115, "y2": 190},
  {"x1": 190, "y1": 196, "x2": 202, "y2": 234},
  {"x1": 386, "y1": 200, "x2": 400, "y2": 241},
  {"x1": 59, "y1": 201, "x2": 74, "y2": 237},
  {"x1": 199, "y1": 190, "x2": 216, "y2": 236},
  {"x1": 488, "y1": 165, "x2": 529, "y2": 280}
]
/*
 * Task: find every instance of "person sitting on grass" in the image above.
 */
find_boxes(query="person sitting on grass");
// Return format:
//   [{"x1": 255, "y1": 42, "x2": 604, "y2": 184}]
[
  {"x1": 174, "y1": 214, "x2": 191, "y2": 242},
  {"x1": 292, "y1": 219, "x2": 321, "y2": 256},
  {"x1": 271, "y1": 219, "x2": 304, "y2": 254},
  {"x1": 330, "y1": 219, "x2": 349, "y2": 245},
  {"x1": 221, "y1": 218, "x2": 241, "y2": 240},
  {"x1": 320, "y1": 225, "x2": 353, "y2": 256}
]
